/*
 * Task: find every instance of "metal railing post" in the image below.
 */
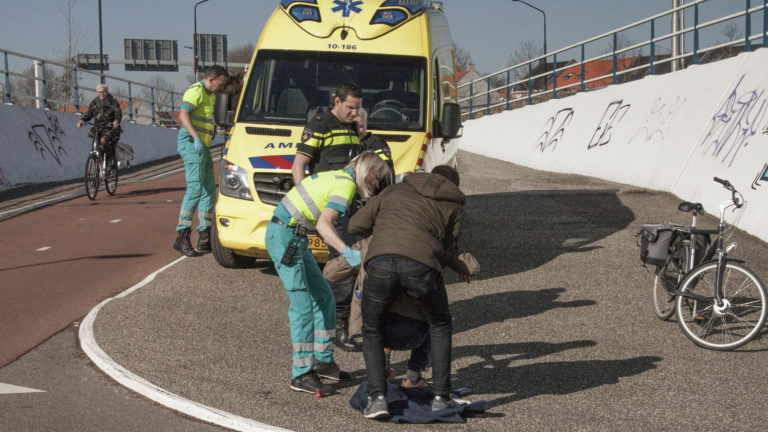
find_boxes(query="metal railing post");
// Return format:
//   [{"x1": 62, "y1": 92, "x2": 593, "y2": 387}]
[
  {"x1": 486, "y1": 77, "x2": 491, "y2": 115},
  {"x1": 580, "y1": 44, "x2": 585, "y2": 92},
  {"x1": 505, "y1": 69, "x2": 510, "y2": 110},
  {"x1": 73, "y1": 68, "x2": 81, "y2": 113},
  {"x1": 128, "y1": 82, "x2": 134, "y2": 123},
  {"x1": 650, "y1": 20, "x2": 656, "y2": 75},
  {"x1": 468, "y1": 82, "x2": 474, "y2": 120},
  {"x1": 764, "y1": 0, "x2": 767, "y2": 47},
  {"x1": 694, "y1": 4, "x2": 700, "y2": 64},
  {"x1": 3, "y1": 52, "x2": 11, "y2": 104},
  {"x1": 150, "y1": 87, "x2": 157, "y2": 126},
  {"x1": 171, "y1": 92, "x2": 177, "y2": 128},
  {"x1": 612, "y1": 33, "x2": 618, "y2": 84},
  {"x1": 527, "y1": 62, "x2": 533, "y2": 105},
  {"x1": 552, "y1": 53, "x2": 558, "y2": 99},
  {"x1": 40, "y1": 60, "x2": 48, "y2": 109},
  {"x1": 745, "y1": 0, "x2": 752, "y2": 52}
]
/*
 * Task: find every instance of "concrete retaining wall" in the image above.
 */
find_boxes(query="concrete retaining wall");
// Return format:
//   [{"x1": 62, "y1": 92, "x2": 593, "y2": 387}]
[
  {"x1": 460, "y1": 49, "x2": 768, "y2": 242},
  {"x1": 0, "y1": 105, "x2": 180, "y2": 190}
]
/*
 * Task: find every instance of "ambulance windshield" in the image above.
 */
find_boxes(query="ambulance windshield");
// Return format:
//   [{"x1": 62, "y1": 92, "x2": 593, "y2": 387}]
[{"x1": 237, "y1": 50, "x2": 427, "y2": 131}]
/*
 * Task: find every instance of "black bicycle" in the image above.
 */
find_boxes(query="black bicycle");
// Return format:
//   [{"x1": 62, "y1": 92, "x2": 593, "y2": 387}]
[
  {"x1": 646, "y1": 177, "x2": 767, "y2": 350},
  {"x1": 84, "y1": 127, "x2": 118, "y2": 200}
]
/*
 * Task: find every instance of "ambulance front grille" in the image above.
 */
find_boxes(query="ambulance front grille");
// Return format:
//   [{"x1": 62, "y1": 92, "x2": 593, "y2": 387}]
[{"x1": 253, "y1": 173, "x2": 294, "y2": 206}]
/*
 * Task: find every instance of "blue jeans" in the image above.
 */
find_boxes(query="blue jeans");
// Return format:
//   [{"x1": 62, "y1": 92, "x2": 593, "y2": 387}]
[{"x1": 362, "y1": 255, "x2": 452, "y2": 397}]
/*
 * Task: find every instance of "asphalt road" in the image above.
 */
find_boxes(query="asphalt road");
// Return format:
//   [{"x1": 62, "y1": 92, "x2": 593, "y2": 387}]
[{"x1": 2, "y1": 150, "x2": 768, "y2": 431}]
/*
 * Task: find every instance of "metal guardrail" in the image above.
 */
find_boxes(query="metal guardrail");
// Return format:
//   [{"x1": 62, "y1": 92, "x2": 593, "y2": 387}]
[
  {"x1": 1, "y1": 48, "x2": 189, "y2": 127},
  {"x1": 459, "y1": 0, "x2": 768, "y2": 119}
]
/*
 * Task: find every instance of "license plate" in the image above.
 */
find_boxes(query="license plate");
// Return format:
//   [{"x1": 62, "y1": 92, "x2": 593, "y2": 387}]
[{"x1": 307, "y1": 235, "x2": 327, "y2": 250}]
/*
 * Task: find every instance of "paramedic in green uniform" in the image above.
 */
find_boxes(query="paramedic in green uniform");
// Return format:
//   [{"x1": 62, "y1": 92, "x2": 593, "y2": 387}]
[
  {"x1": 173, "y1": 65, "x2": 228, "y2": 257},
  {"x1": 267, "y1": 152, "x2": 392, "y2": 396}
]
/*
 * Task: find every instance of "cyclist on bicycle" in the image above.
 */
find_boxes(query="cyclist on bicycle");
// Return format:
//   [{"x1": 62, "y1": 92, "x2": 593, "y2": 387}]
[{"x1": 77, "y1": 84, "x2": 122, "y2": 168}]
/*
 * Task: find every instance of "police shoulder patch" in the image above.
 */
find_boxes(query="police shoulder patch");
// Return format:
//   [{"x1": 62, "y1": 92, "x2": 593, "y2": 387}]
[{"x1": 301, "y1": 128, "x2": 313, "y2": 143}]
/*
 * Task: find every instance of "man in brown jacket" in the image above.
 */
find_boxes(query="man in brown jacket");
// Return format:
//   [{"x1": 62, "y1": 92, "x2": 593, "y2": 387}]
[{"x1": 348, "y1": 165, "x2": 472, "y2": 419}]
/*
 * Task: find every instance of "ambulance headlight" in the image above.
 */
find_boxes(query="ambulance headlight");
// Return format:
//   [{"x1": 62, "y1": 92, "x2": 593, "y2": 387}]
[{"x1": 220, "y1": 160, "x2": 253, "y2": 201}]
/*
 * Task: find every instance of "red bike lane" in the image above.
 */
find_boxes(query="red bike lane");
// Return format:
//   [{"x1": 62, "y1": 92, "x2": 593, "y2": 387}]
[{"x1": 0, "y1": 171, "x2": 205, "y2": 367}]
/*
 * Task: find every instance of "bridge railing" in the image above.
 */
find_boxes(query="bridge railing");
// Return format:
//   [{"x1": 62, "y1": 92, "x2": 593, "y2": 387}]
[
  {"x1": 1, "y1": 48, "x2": 184, "y2": 127},
  {"x1": 459, "y1": 0, "x2": 768, "y2": 120}
]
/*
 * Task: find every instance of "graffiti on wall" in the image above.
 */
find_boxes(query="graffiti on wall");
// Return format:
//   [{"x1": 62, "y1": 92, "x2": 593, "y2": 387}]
[
  {"x1": 28, "y1": 111, "x2": 68, "y2": 166},
  {"x1": 628, "y1": 96, "x2": 686, "y2": 146},
  {"x1": 587, "y1": 100, "x2": 631, "y2": 149},
  {"x1": 534, "y1": 108, "x2": 575, "y2": 153},
  {"x1": 699, "y1": 74, "x2": 767, "y2": 167},
  {"x1": 0, "y1": 166, "x2": 10, "y2": 189},
  {"x1": 751, "y1": 163, "x2": 768, "y2": 190}
]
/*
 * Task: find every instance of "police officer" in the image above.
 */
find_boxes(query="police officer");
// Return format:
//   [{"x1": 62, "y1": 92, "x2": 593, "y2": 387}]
[
  {"x1": 291, "y1": 82, "x2": 364, "y2": 351},
  {"x1": 268, "y1": 152, "x2": 392, "y2": 396},
  {"x1": 173, "y1": 65, "x2": 228, "y2": 257}
]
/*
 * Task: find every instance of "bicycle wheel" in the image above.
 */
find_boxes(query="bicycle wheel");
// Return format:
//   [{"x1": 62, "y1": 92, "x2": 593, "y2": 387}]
[
  {"x1": 85, "y1": 154, "x2": 100, "y2": 200},
  {"x1": 104, "y1": 155, "x2": 118, "y2": 195},
  {"x1": 653, "y1": 253, "x2": 682, "y2": 320},
  {"x1": 675, "y1": 261, "x2": 767, "y2": 350}
]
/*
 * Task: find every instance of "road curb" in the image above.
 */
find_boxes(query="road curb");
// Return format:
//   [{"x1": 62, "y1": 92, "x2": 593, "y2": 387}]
[{"x1": 78, "y1": 256, "x2": 289, "y2": 432}]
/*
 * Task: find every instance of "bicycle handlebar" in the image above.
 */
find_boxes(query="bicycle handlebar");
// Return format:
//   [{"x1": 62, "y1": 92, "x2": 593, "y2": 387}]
[{"x1": 713, "y1": 177, "x2": 743, "y2": 208}]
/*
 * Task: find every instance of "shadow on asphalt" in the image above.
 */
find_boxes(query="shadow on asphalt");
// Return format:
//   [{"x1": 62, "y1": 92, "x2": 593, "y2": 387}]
[
  {"x1": 115, "y1": 186, "x2": 187, "y2": 197},
  {"x1": 460, "y1": 190, "x2": 635, "y2": 279},
  {"x1": 454, "y1": 351, "x2": 663, "y2": 407},
  {"x1": 451, "y1": 288, "x2": 595, "y2": 335},
  {"x1": 0, "y1": 253, "x2": 152, "y2": 272}
]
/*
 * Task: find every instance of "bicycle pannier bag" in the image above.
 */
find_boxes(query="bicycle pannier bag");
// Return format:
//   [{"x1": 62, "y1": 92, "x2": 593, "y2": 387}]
[
  {"x1": 638, "y1": 224, "x2": 674, "y2": 266},
  {"x1": 691, "y1": 232, "x2": 712, "y2": 265}
]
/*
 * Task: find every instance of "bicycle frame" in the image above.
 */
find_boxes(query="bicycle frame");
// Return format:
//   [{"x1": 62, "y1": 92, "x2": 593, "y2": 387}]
[{"x1": 676, "y1": 179, "x2": 744, "y2": 307}]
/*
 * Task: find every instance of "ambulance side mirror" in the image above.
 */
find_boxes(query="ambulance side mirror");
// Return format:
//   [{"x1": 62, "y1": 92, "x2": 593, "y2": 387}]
[
  {"x1": 213, "y1": 91, "x2": 233, "y2": 128},
  {"x1": 439, "y1": 102, "x2": 462, "y2": 139}
]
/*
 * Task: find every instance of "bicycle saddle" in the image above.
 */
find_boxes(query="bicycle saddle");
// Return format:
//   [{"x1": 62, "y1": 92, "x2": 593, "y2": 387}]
[{"x1": 678, "y1": 201, "x2": 703, "y2": 213}]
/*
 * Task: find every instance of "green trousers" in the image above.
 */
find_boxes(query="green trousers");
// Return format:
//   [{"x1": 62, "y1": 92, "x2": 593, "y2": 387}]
[
  {"x1": 176, "y1": 137, "x2": 215, "y2": 232},
  {"x1": 265, "y1": 221, "x2": 336, "y2": 379}
]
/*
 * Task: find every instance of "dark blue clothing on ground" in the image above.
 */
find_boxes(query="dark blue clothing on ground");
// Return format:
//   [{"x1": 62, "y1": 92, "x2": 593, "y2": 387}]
[{"x1": 350, "y1": 381, "x2": 488, "y2": 424}]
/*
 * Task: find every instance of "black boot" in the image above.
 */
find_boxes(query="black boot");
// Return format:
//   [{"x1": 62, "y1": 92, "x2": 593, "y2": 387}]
[
  {"x1": 173, "y1": 229, "x2": 199, "y2": 257},
  {"x1": 196, "y1": 227, "x2": 211, "y2": 253},
  {"x1": 335, "y1": 318, "x2": 361, "y2": 352}
]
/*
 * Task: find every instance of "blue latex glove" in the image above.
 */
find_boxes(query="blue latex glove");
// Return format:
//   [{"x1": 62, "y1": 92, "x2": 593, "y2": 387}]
[
  {"x1": 340, "y1": 246, "x2": 361, "y2": 268},
  {"x1": 193, "y1": 136, "x2": 203, "y2": 155}
]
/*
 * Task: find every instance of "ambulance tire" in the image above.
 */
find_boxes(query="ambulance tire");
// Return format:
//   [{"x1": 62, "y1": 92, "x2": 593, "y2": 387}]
[{"x1": 211, "y1": 220, "x2": 254, "y2": 268}]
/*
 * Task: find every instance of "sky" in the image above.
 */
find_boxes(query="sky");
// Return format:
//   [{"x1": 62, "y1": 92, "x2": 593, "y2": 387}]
[{"x1": 0, "y1": 0, "x2": 747, "y2": 93}]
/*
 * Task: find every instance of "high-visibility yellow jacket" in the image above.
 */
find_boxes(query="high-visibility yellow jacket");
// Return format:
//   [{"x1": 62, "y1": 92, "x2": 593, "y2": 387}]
[
  {"x1": 276, "y1": 168, "x2": 357, "y2": 229},
  {"x1": 180, "y1": 81, "x2": 216, "y2": 146}
]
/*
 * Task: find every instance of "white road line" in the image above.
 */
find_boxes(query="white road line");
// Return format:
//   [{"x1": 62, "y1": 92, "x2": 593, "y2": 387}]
[
  {"x1": 0, "y1": 382, "x2": 46, "y2": 394},
  {"x1": 109, "y1": 219, "x2": 122, "y2": 223},
  {"x1": 79, "y1": 257, "x2": 289, "y2": 432},
  {"x1": 36, "y1": 246, "x2": 52, "y2": 251}
]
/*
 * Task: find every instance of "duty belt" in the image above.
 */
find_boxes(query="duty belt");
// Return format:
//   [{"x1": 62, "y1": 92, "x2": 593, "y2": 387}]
[{"x1": 272, "y1": 216, "x2": 308, "y2": 237}]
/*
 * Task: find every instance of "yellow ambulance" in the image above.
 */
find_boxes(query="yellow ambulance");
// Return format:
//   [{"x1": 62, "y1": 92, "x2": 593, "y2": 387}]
[{"x1": 212, "y1": 0, "x2": 462, "y2": 268}]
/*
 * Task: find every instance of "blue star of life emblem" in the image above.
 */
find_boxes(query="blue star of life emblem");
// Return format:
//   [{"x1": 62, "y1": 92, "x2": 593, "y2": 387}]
[{"x1": 332, "y1": 0, "x2": 363, "y2": 17}]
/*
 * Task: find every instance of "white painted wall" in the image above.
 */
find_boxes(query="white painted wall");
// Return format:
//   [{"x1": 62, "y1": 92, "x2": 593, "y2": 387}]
[
  {"x1": 0, "y1": 105, "x2": 180, "y2": 190},
  {"x1": 460, "y1": 49, "x2": 768, "y2": 242}
]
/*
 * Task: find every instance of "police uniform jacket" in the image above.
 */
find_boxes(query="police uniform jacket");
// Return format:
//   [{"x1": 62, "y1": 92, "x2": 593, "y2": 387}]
[
  {"x1": 361, "y1": 132, "x2": 394, "y2": 174},
  {"x1": 296, "y1": 107, "x2": 361, "y2": 174}
]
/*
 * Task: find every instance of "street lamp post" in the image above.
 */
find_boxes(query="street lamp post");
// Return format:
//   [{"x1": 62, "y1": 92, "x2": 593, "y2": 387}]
[
  {"x1": 511, "y1": 0, "x2": 547, "y2": 68},
  {"x1": 98, "y1": 0, "x2": 105, "y2": 83},
  {"x1": 194, "y1": 0, "x2": 210, "y2": 81}
]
